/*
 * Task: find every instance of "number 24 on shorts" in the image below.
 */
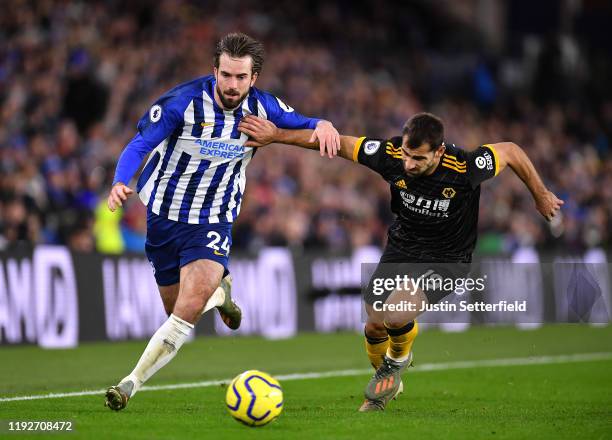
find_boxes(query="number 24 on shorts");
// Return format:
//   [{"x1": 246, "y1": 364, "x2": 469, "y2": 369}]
[{"x1": 206, "y1": 231, "x2": 230, "y2": 256}]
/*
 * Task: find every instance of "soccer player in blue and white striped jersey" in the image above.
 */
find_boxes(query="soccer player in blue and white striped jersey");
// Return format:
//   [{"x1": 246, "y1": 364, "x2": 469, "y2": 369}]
[{"x1": 104, "y1": 33, "x2": 340, "y2": 411}]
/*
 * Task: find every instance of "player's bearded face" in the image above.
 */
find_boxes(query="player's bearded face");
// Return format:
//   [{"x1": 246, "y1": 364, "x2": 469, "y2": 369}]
[
  {"x1": 402, "y1": 142, "x2": 444, "y2": 177},
  {"x1": 214, "y1": 54, "x2": 258, "y2": 110},
  {"x1": 216, "y1": 83, "x2": 249, "y2": 109}
]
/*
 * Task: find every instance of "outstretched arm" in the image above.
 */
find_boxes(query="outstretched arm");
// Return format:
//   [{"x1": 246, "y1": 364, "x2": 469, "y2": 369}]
[
  {"x1": 487, "y1": 142, "x2": 564, "y2": 221},
  {"x1": 238, "y1": 115, "x2": 359, "y2": 161}
]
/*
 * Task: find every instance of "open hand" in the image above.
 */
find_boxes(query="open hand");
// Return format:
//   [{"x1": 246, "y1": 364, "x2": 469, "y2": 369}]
[{"x1": 310, "y1": 120, "x2": 340, "y2": 158}]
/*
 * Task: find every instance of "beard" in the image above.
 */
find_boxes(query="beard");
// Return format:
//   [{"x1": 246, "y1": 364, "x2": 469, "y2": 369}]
[
  {"x1": 405, "y1": 158, "x2": 437, "y2": 177},
  {"x1": 216, "y1": 84, "x2": 249, "y2": 110}
]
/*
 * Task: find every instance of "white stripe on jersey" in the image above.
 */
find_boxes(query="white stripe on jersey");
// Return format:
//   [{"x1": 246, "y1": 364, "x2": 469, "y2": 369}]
[
  {"x1": 257, "y1": 100, "x2": 268, "y2": 119},
  {"x1": 225, "y1": 150, "x2": 252, "y2": 222},
  {"x1": 233, "y1": 159, "x2": 249, "y2": 219},
  {"x1": 202, "y1": 91, "x2": 215, "y2": 125},
  {"x1": 138, "y1": 142, "x2": 166, "y2": 206},
  {"x1": 217, "y1": 97, "x2": 256, "y2": 222},
  {"x1": 207, "y1": 110, "x2": 237, "y2": 223},
  {"x1": 187, "y1": 160, "x2": 215, "y2": 224},
  {"x1": 164, "y1": 102, "x2": 203, "y2": 221},
  {"x1": 151, "y1": 147, "x2": 183, "y2": 214},
  {"x1": 166, "y1": 154, "x2": 202, "y2": 222},
  {"x1": 219, "y1": 104, "x2": 252, "y2": 223},
  {"x1": 180, "y1": 99, "x2": 195, "y2": 138},
  {"x1": 241, "y1": 98, "x2": 250, "y2": 114},
  {"x1": 220, "y1": 110, "x2": 236, "y2": 138},
  {"x1": 207, "y1": 162, "x2": 234, "y2": 223}
]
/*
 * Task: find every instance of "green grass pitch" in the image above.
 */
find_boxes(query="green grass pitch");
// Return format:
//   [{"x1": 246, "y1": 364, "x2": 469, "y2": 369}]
[{"x1": 1, "y1": 325, "x2": 611, "y2": 439}]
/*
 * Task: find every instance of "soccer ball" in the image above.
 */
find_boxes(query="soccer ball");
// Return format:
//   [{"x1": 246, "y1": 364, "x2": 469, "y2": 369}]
[{"x1": 225, "y1": 370, "x2": 283, "y2": 427}]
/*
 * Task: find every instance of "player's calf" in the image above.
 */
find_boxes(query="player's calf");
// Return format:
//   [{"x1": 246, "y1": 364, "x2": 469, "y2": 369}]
[
  {"x1": 364, "y1": 321, "x2": 389, "y2": 369},
  {"x1": 174, "y1": 259, "x2": 223, "y2": 323},
  {"x1": 364, "y1": 332, "x2": 389, "y2": 369},
  {"x1": 159, "y1": 283, "x2": 180, "y2": 317}
]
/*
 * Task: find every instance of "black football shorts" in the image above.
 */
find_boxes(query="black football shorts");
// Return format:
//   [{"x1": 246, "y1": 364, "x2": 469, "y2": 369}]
[{"x1": 363, "y1": 243, "x2": 472, "y2": 306}]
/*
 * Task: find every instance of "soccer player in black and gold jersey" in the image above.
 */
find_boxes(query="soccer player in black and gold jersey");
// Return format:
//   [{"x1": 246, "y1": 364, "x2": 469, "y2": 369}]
[{"x1": 238, "y1": 112, "x2": 563, "y2": 412}]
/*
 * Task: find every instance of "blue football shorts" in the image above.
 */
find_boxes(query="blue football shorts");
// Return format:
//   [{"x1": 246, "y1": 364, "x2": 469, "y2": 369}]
[{"x1": 145, "y1": 209, "x2": 232, "y2": 286}]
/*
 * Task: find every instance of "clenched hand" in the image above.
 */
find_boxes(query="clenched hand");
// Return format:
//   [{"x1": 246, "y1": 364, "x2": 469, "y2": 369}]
[
  {"x1": 535, "y1": 190, "x2": 564, "y2": 221},
  {"x1": 108, "y1": 183, "x2": 133, "y2": 212}
]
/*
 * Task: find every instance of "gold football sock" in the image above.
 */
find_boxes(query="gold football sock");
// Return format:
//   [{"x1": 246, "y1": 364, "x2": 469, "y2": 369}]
[
  {"x1": 384, "y1": 320, "x2": 418, "y2": 362},
  {"x1": 364, "y1": 331, "x2": 390, "y2": 369}
]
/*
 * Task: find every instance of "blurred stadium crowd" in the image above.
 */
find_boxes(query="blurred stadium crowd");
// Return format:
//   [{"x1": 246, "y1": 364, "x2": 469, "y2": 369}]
[{"x1": 0, "y1": 0, "x2": 610, "y2": 255}]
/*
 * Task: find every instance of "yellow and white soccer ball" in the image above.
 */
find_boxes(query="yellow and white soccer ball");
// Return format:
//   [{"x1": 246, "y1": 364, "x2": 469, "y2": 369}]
[{"x1": 225, "y1": 370, "x2": 283, "y2": 427}]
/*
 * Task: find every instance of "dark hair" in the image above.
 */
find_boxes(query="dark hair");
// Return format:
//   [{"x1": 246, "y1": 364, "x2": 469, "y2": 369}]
[
  {"x1": 402, "y1": 112, "x2": 444, "y2": 150},
  {"x1": 214, "y1": 33, "x2": 265, "y2": 75}
]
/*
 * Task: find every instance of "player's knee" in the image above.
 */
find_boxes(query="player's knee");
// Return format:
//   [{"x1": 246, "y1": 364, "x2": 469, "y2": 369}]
[
  {"x1": 173, "y1": 295, "x2": 207, "y2": 324},
  {"x1": 183, "y1": 263, "x2": 222, "y2": 296},
  {"x1": 186, "y1": 290, "x2": 210, "y2": 312},
  {"x1": 364, "y1": 321, "x2": 387, "y2": 339},
  {"x1": 383, "y1": 311, "x2": 416, "y2": 330}
]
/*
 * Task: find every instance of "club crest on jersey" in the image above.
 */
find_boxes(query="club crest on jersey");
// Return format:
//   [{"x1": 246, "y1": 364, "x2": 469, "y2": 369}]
[
  {"x1": 395, "y1": 179, "x2": 407, "y2": 189},
  {"x1": 442, "y1": 187, "x2": 456, "y2": 198},
  {"x1": 364, "y1": 140, "x2": 381, "y2": 155},
  {"x1": 400, "y1": 191, "x2": 416, "y2": 204},
  {"x1": 150, "y1": 105, "x2": 162, "y2": 123}
]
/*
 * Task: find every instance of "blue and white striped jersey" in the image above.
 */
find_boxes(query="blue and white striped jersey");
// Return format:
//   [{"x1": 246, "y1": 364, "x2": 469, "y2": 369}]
[{"x1": 118, "y1": 75, "x2": 319, "y2": 224}]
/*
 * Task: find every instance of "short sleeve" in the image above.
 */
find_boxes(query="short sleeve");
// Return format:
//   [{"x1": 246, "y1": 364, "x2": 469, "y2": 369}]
[
  {"x1": 354, "y1": 137, "x2": 392, "y2": 176},
  {"x1": 465, "y1": 144, "x2": 499, "y2": 188},
  {"x1": 136, "y1": 95, "x2": 188, "y2": 147}
]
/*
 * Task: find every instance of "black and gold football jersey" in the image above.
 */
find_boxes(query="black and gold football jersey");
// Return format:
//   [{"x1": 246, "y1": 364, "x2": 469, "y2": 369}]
[{"x1": 354, "y1": 136, "x2": 499, "y2": 262}]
